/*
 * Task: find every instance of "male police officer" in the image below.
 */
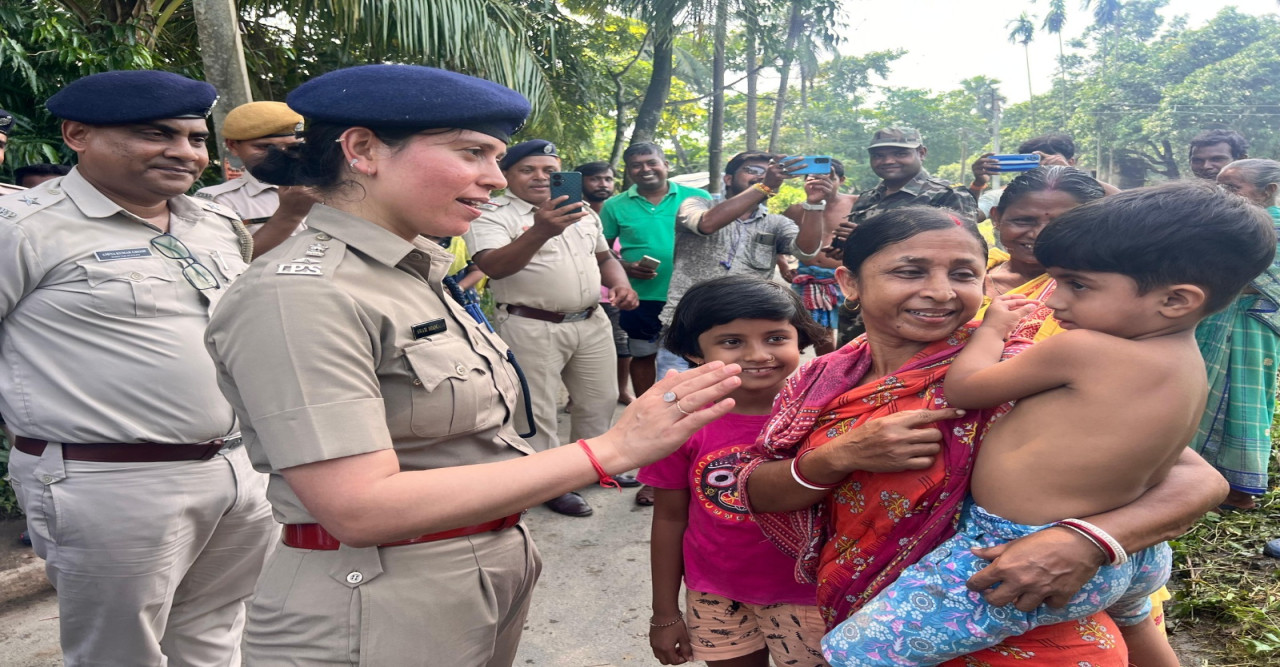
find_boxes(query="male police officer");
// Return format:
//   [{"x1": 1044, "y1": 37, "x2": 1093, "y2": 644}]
[
  {"x1": 0, "y1": 70, "x2": 274, "y2": 665},
  {"x1": 467, "y1": 139, "x2": 639, "y2": 517},
  {"x1": 197, "y1": 101, "x2": 318, "y2": 255}
]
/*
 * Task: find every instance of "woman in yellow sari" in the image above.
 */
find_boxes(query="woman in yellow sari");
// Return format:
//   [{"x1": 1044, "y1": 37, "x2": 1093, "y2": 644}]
[{"x1": 979, "y1": 166, "x2": 1105, "y2": 341}]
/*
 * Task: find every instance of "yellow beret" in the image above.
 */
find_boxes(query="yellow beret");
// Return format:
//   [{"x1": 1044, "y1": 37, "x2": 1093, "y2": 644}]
[{"x1": 222, "y1": 101, "x2": 303, "y2": 141}]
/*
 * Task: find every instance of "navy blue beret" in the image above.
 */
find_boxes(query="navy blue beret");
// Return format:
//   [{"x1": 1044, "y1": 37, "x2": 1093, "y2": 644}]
[
  {"x1": 0, "y1": 109, "x2": 12, "y2": 135},
  {"x1": 500, "y1": 140, "x2": 558, "y2": 170},
  {"x1": 287, "y1": 65, "x2": 530, "y2": 142},
  {"x1": 46, "y1": 70, "x2": 217, "y2": 124}
]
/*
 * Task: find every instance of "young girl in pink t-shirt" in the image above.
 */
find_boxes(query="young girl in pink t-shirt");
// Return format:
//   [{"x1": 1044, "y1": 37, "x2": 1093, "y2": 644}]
[{"x1": 640, "y1": 275, "x2": 831, "y2": 667}]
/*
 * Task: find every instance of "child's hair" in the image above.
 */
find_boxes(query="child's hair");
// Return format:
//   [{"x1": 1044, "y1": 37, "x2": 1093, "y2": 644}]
[
  {"x1": 841, "y1": 206, "x2": 988, "y2": 277},
  {"x1": 996, "y1": 166, "x2": 1104, "y2": 213},
  {"x1": 1035, "y1": 180, "x2": 1277, "y2": 314},
  {"x1": 664, "y1": 275, "x2": 827, "y2": 361}
]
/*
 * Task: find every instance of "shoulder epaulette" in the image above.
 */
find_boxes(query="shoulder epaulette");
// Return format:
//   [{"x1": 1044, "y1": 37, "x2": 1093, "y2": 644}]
[{"x1": 0, "y1": 186, "x2": 67, "y2": 223}]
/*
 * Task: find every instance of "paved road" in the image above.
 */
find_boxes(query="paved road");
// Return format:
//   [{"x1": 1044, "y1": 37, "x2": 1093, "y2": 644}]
[{"x1": 0, "y1": 403, "x2": 663, "y2": 666}]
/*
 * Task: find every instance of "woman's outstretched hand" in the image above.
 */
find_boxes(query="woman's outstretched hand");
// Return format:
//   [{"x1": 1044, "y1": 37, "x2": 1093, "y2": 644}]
[{"x1": 588, "y1": 362, "x2": 742, "y2": 473}]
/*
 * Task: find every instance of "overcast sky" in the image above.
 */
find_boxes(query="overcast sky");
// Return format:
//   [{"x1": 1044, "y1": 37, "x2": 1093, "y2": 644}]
[{"x1": 833, "y1": 0, "x2": 1278, "y2": 103}]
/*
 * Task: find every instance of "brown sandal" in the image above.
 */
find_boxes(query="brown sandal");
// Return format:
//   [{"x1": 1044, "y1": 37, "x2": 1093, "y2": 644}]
[{"x1": 635, "y1": 485, "x2": 656, "y2": 506}]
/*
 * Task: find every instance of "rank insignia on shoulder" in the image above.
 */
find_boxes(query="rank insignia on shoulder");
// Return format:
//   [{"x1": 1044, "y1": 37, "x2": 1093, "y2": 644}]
[
  {"x1": 411, "y1": 319, "x2": 447, "y2": 339},
  {"x1": 276, "y1": 262, "x2": 323, "y2": 276},
  {"x1": 194, "y1": 192, "x2": 214, "y2": 200},
  {"x1": 0, "y1": 208, "x2": 16, "y2": 219}
]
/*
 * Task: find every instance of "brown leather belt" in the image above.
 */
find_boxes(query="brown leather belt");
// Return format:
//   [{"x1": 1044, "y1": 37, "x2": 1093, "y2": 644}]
[
  {"x1": 505, "y1": 304, "x2": 596, "y2": 323},
  {"x1": 282, "y1": 513, "x2": 523, "y2": 550},
  {"x1": 13, "y1": 435, "x2": 240, "y2": 462}
]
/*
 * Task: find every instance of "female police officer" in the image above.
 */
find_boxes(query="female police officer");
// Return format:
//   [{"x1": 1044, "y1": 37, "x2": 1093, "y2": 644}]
[{"x1": 203, "y1": 64, "x2": 742, "y2": 665}]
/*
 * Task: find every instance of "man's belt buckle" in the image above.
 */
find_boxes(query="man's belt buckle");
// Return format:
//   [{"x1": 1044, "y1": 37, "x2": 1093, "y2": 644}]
[
  {"x1": 218, "y1": 435, "x2": 244, "y2": 452},
  {"x1": 562, "y1": 308, "x2": 592, "y2": 323}
]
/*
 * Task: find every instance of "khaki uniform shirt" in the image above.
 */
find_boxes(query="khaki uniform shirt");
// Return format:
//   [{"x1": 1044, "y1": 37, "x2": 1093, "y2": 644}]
[
  {"x1": 0, "y1": 168, "x2": 248, "y2": 443},
  {"x1": 206, "y1": 204, "x2": 532, "y2": 525},
  {"x1": 464, "y1": 193, "x2": 608, "y2": 312},
  {"x1": 196, "y1": 172, "x2": 306, "y2": 235}
]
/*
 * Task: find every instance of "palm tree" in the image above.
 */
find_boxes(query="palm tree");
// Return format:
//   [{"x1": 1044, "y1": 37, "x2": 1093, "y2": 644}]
[
  {"x1": 1041, "y1": 0, "x2": 1069, "y2": 125},
  {"x1": 1007, "y1": 12, "x2": 1036, "y2": 130}
]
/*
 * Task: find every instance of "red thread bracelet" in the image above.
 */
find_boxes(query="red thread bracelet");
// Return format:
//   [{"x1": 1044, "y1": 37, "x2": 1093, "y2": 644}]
[{"x1": 577, "y1": 439, "x2": 621, "y2": 491}]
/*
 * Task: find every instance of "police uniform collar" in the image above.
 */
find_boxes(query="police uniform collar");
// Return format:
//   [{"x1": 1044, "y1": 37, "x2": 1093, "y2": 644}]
[
  {"x1": 61, "y1": 166, "x2": 205, "y2": 225},
  {"x1": 873, "y1": 168, "x2": 932, "y2": 196},
  {"x1": 239, "y1": 170, "x2": 275, "y2": 196},
  {"x1": 496, "y1": 192, "x2": 539, "y2": 215},
  {"x1": 304, "y1": 204, "x2": 424, "y2": 268}
]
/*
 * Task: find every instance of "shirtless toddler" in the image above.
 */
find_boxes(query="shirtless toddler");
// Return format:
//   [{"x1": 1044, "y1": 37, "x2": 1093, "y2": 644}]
[{"x1": 821, "y1": 181, "x2": 1277, "y2": 667}]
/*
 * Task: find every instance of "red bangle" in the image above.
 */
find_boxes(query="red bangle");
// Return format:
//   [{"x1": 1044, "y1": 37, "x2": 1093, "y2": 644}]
[{"x1": 577, "y1": 439, "x2": 621, "y2": 491}]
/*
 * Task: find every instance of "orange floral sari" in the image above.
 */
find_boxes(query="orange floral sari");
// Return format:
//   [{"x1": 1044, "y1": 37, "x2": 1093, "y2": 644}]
[{"x1": 738, "y1": 324, "x2": 1128, "y2": 665}]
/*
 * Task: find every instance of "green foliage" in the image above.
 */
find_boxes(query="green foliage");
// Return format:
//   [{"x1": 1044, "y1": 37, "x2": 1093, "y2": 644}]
[
  {"x1": 0, "y1": 432, "x2": 16, "y2": 520},
  {"x1": 1168, "y1": 449, "x2": 1280, "y2": 663}
]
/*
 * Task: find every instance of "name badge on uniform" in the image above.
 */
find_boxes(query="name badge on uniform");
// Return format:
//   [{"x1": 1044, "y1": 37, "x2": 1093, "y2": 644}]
[
  {"x1": 276, "y1": 261, "x2": 323, "y2": 276},
  {"x1": 94, "y1": 247, "x2": 154, "y2": 261},
  {"x1": 411, "y1": 319, "x2": 447, "y2": 339}
]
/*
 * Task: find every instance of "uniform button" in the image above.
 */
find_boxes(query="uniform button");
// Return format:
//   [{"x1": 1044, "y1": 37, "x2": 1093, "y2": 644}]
[
  {"x1": 412, "y1": 378, "x2": 423, "y2": 387},
  {"x1": 315, "y1": 233, "x2": 332, "y2": 241},
  {"x1": 46, "y1": 188, "x2": 61, "y2": 195},
  {"x1": 409, "y1": 252, "x2": 424, "y2": 261},
  {"x1": 129, "y1": 272, "x2": 144, "y2": 280},
  {"x1": 40, "y1": 475, "x2": 54, "y2": 484},
  {"x1": 455, "y1": 364, "x2": 466, "y2": 374},
  {"x1": 346, "y1": 571, "x2": 363, "y2": 584}
]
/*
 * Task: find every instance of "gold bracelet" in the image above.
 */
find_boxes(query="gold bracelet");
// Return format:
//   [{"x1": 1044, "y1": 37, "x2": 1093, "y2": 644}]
[
  {"x1": 650, "y1": 612, "x2": 684, "y2": 627},
  {"x1": 752, "y1": 183, "x2": 776, "y2": 198}
]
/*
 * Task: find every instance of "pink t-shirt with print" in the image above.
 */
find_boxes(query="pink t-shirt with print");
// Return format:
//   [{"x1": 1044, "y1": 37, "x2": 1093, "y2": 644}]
[{"x1": 639, "y1": 412, "x2": 818, "y2": 606}]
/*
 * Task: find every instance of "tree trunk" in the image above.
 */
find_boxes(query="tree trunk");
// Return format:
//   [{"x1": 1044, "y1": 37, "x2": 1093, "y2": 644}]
[
  {"x1": 631, "y1": 8, "x2": 677, "y2": 145},
  {"x1": 707, "y1": 0, "x2": 728, "y2": 194},
  {"x1": 1057, "y1": 32, "x2": 1069, "y2": 126},
  {"x1": 609, "y1": 73, "x2": 629, "y2": 168},
  {"x1": 745, "y1": 25, "x2": 759, "y2": 151},
  {"x1": 767, "y1": 1, "x2": 804, "y2": 154},
  {"x1": 1023, "y1": 45, "x2": 1035, "y2": 131},
  {"x1": 192, "y1": 0, "x2": 253, "y2": 177}
]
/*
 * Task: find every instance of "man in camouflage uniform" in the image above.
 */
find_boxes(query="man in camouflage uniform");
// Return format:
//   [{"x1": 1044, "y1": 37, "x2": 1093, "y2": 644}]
[
  {"x1": 0, "y1": 109, "x2": 22, "y2": 195},
  {"x1": 834, "y1": 127, "x2": 977, "y2": 346}
]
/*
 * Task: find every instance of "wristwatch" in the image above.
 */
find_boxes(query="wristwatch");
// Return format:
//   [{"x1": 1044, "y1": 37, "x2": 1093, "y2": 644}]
[{"x1": 800, "y1": 200, "x2": 827, "y2": 211}]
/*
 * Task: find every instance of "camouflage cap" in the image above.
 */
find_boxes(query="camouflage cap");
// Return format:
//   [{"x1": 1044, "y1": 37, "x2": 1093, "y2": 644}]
[{"x1": 868, "y1": 127, "x2": 922, "y2": 149}]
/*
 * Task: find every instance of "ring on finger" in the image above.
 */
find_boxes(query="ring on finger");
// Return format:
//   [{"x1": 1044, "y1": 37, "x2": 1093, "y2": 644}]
[
  {"x1": 675, "y1": 402, "x2": 694, "y2": 416},
  {"x1": 662, "y1": 391, "x2": 678, "y2": 403}
]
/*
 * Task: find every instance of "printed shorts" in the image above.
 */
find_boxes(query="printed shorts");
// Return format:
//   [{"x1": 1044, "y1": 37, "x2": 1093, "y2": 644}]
[
  {"x1": 821, "y1": 502, "x2": 1172, "y2": 667},
  {"x1": 685, "y1": 589, "x2": 828, "y2": 665}
]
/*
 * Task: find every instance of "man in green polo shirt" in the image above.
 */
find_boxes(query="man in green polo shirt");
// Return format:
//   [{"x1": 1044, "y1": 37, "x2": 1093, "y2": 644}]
[{"x1": 601, "y1": 142, "x2": 710, "y2": 400}]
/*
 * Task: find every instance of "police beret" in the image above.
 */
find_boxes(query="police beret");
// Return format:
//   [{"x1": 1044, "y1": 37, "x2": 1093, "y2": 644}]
[
  {"x1": 286, "y1": 64, "x2": 530, "y2": 141},
  {"x1": 500, "y1": 140, "x2": 558, "y2": 170},
  {"x1": 222, "y1": 101, "x2": 303, "y2": 141},
  {"x1": 0, "y1": 109, "x2": 12, "y2": 135},
  {"x1": 47, "y1": 70, "x2": 217, "y2": 124}
]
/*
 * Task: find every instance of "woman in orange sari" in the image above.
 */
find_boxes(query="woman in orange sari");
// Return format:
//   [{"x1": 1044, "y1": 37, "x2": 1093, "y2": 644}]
[
  {"x1": 978, "y1": 166, "x2": 1104, "y2": 341},
  {"x1": 738, "y1": 206, "x2": 1226, "y2": 664}
]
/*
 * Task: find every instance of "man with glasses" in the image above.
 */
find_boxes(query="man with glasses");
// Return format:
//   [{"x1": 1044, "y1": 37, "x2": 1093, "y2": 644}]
[
  {"x1": 657, "y1": 151, "x2": 824, "y2": 379},
  {"x1": 0, "y1": 70, "x2": 274, "y2": 665}
]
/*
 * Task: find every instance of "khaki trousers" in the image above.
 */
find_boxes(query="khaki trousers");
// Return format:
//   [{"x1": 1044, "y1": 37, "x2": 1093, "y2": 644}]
[
  {"x1": 244, "y1": 523, "x2": 541, "y2": 666},
  {"x1": 8, "y1": 444, "x2": 274, "y2": 666},
  {"x1": 494, "y1": 306, "x2": 618, "y2": 452}
]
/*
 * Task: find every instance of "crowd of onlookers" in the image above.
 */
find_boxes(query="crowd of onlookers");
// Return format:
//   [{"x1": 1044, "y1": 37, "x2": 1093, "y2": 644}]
[{"x1": 2, "y1": 66, "x2": 1279, "y2": 667}]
